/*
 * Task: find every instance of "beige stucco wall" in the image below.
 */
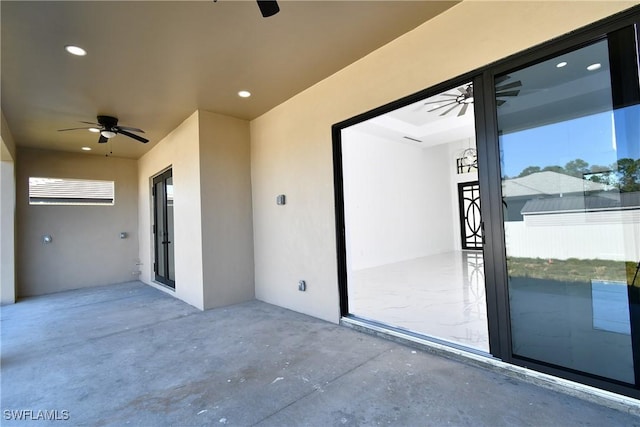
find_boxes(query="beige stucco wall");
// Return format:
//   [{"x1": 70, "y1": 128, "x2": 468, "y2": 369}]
[
  {"x1": 1, "y1": 111, "x2": 17, "y2": 304},
  {"x1": 137, "y1": 111, "x2": 205, "y2": 309},
  {"x1": 250, "y1": 1, "x2": 638, "y2": 323},
  {"x1": 199, "y1": 111, "x2": 254, "y2": 309},
  {"x1": 15, "y1": 148, "x2": 139, "y2": 296},
  {"x1": 137, "y1": 110, "x2": 254, "y2": 310}
]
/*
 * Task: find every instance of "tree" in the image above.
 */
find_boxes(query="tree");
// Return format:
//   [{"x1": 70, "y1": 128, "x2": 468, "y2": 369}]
[
  {"x1": 513, "y1": 157, "x2": 640, "y2": 192},
  {"x1": 564, "y1": 159, "x2": 590, "y2": 178},
  {"x1": 616, "y1": 158, "x2": 640, "y2": 192},
  {"x1": 542, "y1": 165, "x2": 564, "y2": 173},
  {"x1": 518, "y1": 166, "x2": 541, "y2": 177}
]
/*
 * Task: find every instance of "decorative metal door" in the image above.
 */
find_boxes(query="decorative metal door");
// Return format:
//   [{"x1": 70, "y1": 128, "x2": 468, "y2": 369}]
[{"x1": 458, "y1": 181, "x2": 483, "y2": 250}]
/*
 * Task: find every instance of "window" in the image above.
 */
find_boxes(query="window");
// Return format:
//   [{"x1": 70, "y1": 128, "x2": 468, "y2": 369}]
[{"x1": 28, "y1": 177, "x2": 115, "y2": 206}]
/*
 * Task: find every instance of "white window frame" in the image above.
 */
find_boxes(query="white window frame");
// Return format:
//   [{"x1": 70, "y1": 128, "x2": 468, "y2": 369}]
[{"x1": 28, "y1": 177, "x2": 115, "y2": 206}]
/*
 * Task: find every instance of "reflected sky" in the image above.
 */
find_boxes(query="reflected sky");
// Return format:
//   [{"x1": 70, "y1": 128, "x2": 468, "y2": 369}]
[{"x1": 500, "y1": 108, "x2": 640, "y2": 178}]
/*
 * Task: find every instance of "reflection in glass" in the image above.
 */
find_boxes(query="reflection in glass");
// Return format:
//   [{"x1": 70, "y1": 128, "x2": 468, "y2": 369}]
[
  {"x1": 341, "y1": 82, "x2": 489, "y2": 352},
  {"x1": 497, "y1": 39, "x2": 638, "y2": 384},
  {"x1": 154, "y1": 180, "x2": 166, "y2": 279},
  {"x1": 166, "y1": 178, "x2": 175, "y2": 282}
]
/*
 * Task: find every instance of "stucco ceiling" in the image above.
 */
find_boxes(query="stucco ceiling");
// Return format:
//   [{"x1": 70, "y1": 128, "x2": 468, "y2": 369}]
[{"x1": 1, "y1": 1, "x2": 459, "y2": 159}]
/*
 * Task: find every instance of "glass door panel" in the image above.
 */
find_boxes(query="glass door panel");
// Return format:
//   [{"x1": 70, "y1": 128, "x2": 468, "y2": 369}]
[
  {"x1": 341, "y1": 81, "x2": 490, "y2": 352},
  {"x1": 166, "y1": 177, "x2": 175, "y2": 282},
  {"x1": 153, "y1": 169, "x2": 175, "y2": 289},
  {"x1": 496, "y1": 38, "x2": 639, "y2": 384}
]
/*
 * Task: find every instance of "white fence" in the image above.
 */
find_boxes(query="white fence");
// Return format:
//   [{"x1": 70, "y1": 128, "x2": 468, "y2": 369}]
[{"x1": 505, "y1": 209, "x2": 640, "y2": 261}]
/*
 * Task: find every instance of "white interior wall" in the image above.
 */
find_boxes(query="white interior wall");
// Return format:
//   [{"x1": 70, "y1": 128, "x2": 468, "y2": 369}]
[
  {"x1": 250, "y1": 2, "x2": 635, "y2": 323},
  {"x1": 342, "y1": 134, "x2": 479, "y2": 270},
  {"x1": 138, "y1": 111, "x2": 205, "y2": 309},
  {"x1": 342, "y1": 128, "x2": 433, "y2": 270}
]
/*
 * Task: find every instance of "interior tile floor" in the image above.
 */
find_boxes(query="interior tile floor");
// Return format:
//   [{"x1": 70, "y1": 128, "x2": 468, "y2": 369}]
[
  {"x1": 350, "y1": 251, "x2": 489, "y2": 352},
  {"x1": 2, "y1": 281, "x2": 639, "y2": 426}
]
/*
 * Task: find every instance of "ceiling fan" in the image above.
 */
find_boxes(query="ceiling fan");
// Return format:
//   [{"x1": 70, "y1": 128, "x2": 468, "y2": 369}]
[
  {"x1": 213, "y1": 0, "x2": 279, "y2": 18},
  {"x1": 421, "y1": 84, "x2": 475, "y2": 117},
  {"x1": 256, "y1": 0, "x2": 279, "y2": 17},
  {"x1": 58, "y1": 115, "x2": 148, "y2": 144},
  {"x1": 418, "y1": 77, "x2": 522, "y2": 117}
]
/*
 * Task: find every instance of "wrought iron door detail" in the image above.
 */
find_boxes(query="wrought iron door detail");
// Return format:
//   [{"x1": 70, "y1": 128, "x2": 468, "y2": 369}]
[{"x1": 458, "y1": 181, "x2": 483, "y2": 250}]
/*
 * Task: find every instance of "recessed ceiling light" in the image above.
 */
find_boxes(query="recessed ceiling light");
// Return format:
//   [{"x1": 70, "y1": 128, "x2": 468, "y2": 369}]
[
  {"x1": 587, "y1": 63, "x2": 602, "y2": 71},
  {"x1": 64, "y1": 45, "x2": 87, "y2": 56},
  {"x1": 81, "y1": 146, "x2": 92, "y2": 151},
  {"x1": 88, "y1": 127, "x2": 100, "y2": 133},
  {"x1": 556, "y1": 61, "x2": 567, "y2": 68},
  {"x1": 238, "y1": 90, "x2": 251, "y2": 98}
]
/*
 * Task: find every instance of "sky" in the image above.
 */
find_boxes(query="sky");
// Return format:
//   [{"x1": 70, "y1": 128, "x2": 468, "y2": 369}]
[{"x1": 499, "y1": 106, "x2": 639, "y2": 178}]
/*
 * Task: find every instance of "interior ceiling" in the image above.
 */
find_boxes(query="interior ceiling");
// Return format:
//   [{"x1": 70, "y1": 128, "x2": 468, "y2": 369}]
[
  {"x1": 348, "y1": 38, "x2": 610, "y2": 148},
  {"x1": 352, "y1": 82, "x2": 476, "y2": 148},
  {"x1": 1, "y1": 0, "x2": 459, "y2": 159}
]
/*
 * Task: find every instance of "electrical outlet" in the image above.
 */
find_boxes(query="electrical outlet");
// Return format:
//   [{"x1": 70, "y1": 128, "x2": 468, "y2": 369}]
[{"x1": 298, "y1": 280, "x2": 306, "y2": 292}]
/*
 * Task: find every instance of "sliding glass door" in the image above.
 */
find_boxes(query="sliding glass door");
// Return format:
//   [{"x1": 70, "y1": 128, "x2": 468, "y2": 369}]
[
  {"x1": 334, "y1": 14, "x2": 640, "y2": 398},
  {"x1": 496, "y1": 27, "x2": 640, "y2": 386}
]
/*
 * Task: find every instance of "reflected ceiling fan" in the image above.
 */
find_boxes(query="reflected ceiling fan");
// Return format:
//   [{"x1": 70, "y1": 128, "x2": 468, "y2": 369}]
[
  {"x1": 419, "y1": 77, "x2": 522, "y2": 117},
  {"x1": 58, "y1": 115, "x2": 148, "y2": 144},
  {"x1": 494, "y1": 75, "x2": 522, "y2": 106}
]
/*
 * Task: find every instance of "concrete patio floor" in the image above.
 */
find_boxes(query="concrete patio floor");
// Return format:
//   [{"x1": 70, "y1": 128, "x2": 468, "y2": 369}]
[{"x1": 1, "y1": 281, "x2": 639, "y2": 426}]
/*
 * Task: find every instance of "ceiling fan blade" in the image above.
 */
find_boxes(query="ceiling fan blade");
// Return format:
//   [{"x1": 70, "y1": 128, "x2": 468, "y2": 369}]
[
  {"x1": 496, "y1": 100, "x2": 507, "y2": 106},
  {"x1": 439, "y1": 93, "x2": 459, "y2": 97},
  {"x1": 117, "y1": 126, "x2": 145, "y2": 133},
  {"x1": 118, "y1": 129, "x2": 149, "y2": 143},
  {"x1": 257, "y1": 0, "x2": 279, "y2": 17},
  {"x1": 494, "y1": 75, "x2": 512, "y2": 85},
  {"x1": 440, "y1": 104, "x2": 459, "y2": 116},
  {"x1": 98, "y1": 135, "x2": 108, "y2": 143},
  {"x1": 495, "y1": 80, "x2": 522, "y2": 91},
  {"x1": 496, "y1": 90, "x2": 520, "y2": 97},
  {"x1": 79, "y1": 121, "x2": 101, "y2": 126},
  {"x1": 427, "y1": 101, "x2": 457, "y2": 113},
  {"x1": 458, "y1": 103, "x2": 469, "y2": 117},
  {"x1": 58, "y1": 127, "x2": 92, "y2": 132},
  {"x1": 422, "y1": 99, "x2": 456, "y2": 106}
]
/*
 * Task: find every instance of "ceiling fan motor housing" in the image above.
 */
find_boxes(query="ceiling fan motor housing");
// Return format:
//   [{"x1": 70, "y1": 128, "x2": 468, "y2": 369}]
[{"x1": 97, "y1": 115, "x2": 118, "y2": 129}]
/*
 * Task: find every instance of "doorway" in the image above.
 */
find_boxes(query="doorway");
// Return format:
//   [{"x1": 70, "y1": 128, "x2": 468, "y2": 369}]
[
  {"x1": 152, "y1": 168, "x2": 175, "y2": 289},
  {"x1": 333, "y1": 13, "x2": 640, "y2": 399},
  {"x1": 337, "y1": 81, "x2": 489, "y2": 352}
]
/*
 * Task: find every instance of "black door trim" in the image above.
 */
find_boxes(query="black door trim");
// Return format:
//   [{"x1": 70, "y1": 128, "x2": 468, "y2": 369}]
[
  {"x1": 332, "y1": 6, "x2": 640, "y2": 399},
  {"x1": 152, "y1": 168, "x2": 175, "y2": 289}
]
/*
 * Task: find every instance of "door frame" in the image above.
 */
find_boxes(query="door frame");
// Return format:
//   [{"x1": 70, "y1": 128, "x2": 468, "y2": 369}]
[
  {"x1": 152, "y1": 168, "x2": 175, "y2": 289},
  {"x1": 332, "y1": 6, "x2": 640, "y2": 399}
]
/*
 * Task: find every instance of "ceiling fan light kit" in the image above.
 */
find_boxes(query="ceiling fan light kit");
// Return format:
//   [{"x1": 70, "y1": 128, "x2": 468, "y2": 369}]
[{"x1": 100, "y1": 130, "x2": 117, "y2": 139}]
